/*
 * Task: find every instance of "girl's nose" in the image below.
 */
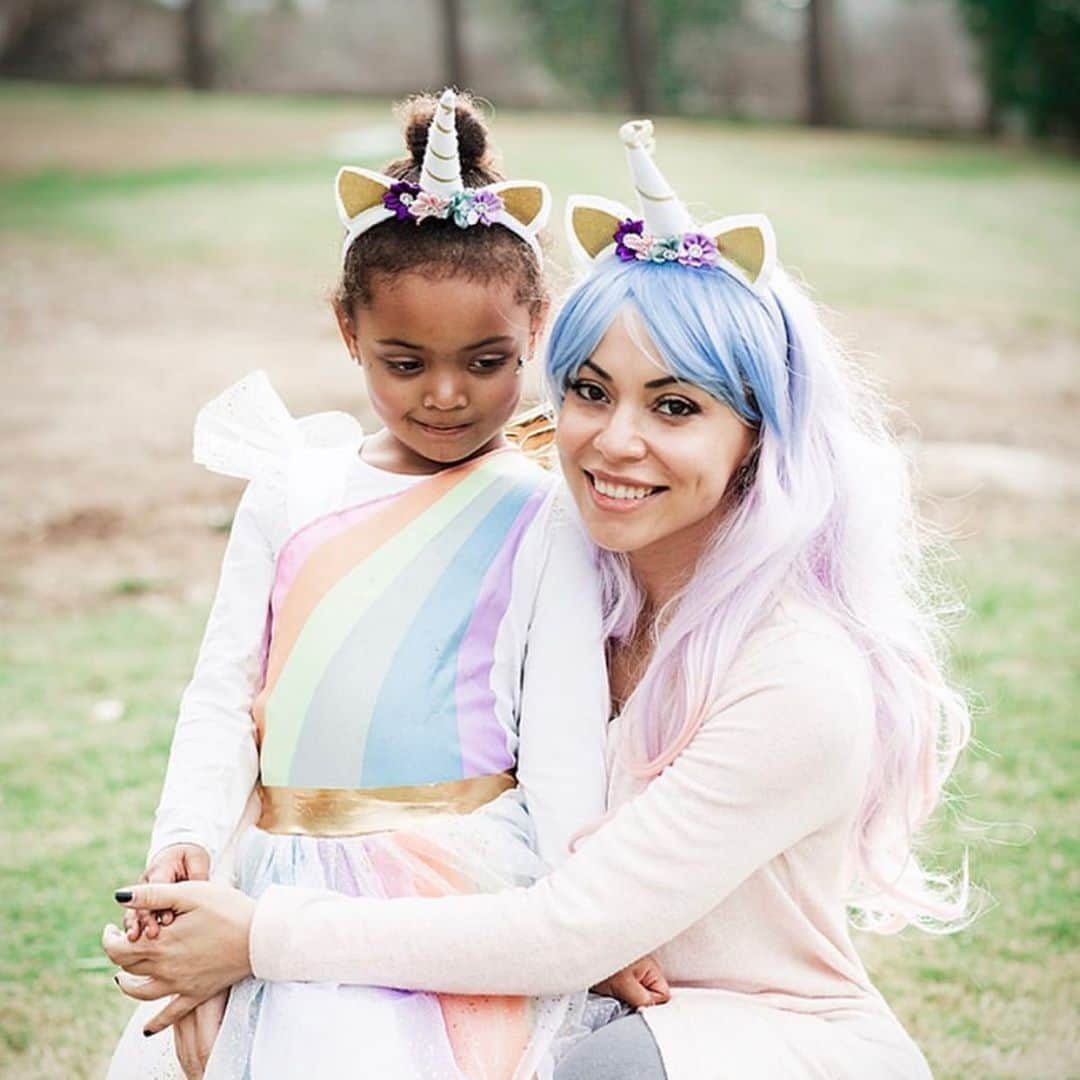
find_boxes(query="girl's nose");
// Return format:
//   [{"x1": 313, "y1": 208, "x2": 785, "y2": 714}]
[
  {"x1": 423, "y1": 372, "x2": 468, "y2": 410},
  {"x1": 592, "y1": 406, "x2": 647, "y2": 462}
]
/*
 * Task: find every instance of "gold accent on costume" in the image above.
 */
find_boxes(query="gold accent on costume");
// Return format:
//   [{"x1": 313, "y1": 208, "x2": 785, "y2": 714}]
[
  {"x1": 506, "y1": 404, "x2": 556, "y2": 465},
  {"x1": 435, "y1": 120, "x2": 454, "y2": 135},
  {"x1": 572, "y1": 205, "x2": 621, "y2": 258},
  {"x1": 636, "y1": 186, "x2": 675, "y2": 203},
  {"x1": 424, "y1": 165, "x2": 458, "y2": 185},
  {"x1": 258, "y1": 771, "x2": 516, "y2": 837},
  {"x1": 429, "y1": 146, "x2": 457, "y2": 161},
  {"x1": 500, "y1": 185, "x2": 545, "y2": 227},
  {"x1": 712, "y1": 225, "x2": 766, "y2": 282},
  {"x1": 339, "y1": 170, "x2": 390, "y2": 218}
]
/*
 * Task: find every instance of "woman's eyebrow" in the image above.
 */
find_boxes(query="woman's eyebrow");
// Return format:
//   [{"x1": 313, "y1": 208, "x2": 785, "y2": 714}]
[
  {"x1": 582, "y1": 360, "x2": 680, "y2": 390},
  {"x1": 581, "y1": 359, "x2": 612, "y2": 380}
]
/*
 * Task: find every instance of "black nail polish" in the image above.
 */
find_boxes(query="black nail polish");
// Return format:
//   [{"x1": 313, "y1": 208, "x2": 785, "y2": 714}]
[
  {"x1": 113, "y1": 975, "x2": 120, "y2": 986},
  {"x1": 143, "y1": 1029, "x2": 152, "y2": 1038},
  {"x1": 115, "y1": 889, "x2": 133, "y2": 902}
]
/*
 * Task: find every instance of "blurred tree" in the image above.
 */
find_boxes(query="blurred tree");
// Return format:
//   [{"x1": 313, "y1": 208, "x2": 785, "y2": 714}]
[
  {"x1": 805, "y1": 0, "x2": 843, "y2": 126},
  {"x1": 517, "y1": 0, "x2": 737, "y2": 112},
  {"x1": 439, "y1": 0, "x2": 468, "y2": 89},
  {"x1": 183, "y1": 0, "x2": 216, "y2": 89},
  {"x1": 956, "y1": 0, "x2": 1080, "y2": 140},
  {"x1": 0, "y1": 0, "x2": 89, "y2": 76},
  {"x1": 622, "y1": 0, "x2": 657, "y2": 113}
]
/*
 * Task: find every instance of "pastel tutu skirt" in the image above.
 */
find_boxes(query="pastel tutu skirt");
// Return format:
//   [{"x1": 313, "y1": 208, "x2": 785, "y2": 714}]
[{"x1": 115, "y1": 792, "x2": 586, "y2": 1080}]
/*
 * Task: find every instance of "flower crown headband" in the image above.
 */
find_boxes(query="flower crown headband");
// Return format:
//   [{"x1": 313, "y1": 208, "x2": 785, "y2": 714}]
[
  {"x1": 566, "y1": 119, "x2": 777, "y2": 289},
  {"x1": 336, "y1": 88, "x2": 551, "y2": 264}
]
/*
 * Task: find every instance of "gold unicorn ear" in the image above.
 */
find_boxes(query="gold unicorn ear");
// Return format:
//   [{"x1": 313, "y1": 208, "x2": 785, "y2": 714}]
[
  {"x1": 703, "y1": 213, "x2": 777, "y2": 287},
  {"x1": 336, "y1": 167, "x2": 394, "y2": 223},
  {"x1": 566, "y1": 195, "x2": 636, "y2": 263},
  {"x1": 489, "y1": 181, "x2": 551, "y2": 231}
]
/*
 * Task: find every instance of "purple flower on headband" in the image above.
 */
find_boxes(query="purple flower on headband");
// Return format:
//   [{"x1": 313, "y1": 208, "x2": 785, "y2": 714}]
[
  {"x1": 470, "y1": 188, "x2": 504, "y2": 225},
  {"x1": 383, "y1": 181, "x2": 421, "y2": 221},
  {"x1": 613, "y1": 217, "x2": 646, "y2": 262},
  {"x1": 449, "y1": 188, "x2": 504, "y2": 228},
  {"x1": 677, "y1": 232, "x2": 720, "y2": 269}
]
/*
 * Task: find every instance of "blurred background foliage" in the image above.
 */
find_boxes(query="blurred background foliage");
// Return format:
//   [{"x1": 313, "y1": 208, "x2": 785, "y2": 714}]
[
  {"x1": 956, "y1": 0, "x2": 1080, "y2": 138},
  {"x1": 1, "y1": 0, "x2": 1078, "y2": 143}
]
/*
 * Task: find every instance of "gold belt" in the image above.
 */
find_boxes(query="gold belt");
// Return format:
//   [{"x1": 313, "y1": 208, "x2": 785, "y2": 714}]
[{"x1": 257, "y1": 771, "x2": 516, "y2": 837}]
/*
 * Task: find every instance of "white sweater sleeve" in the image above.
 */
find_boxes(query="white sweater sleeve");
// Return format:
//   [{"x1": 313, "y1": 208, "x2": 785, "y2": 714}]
[
  {"x1": 515, "y1": 495, "x2": 608, "y2": 868},
  {"x1": 148, "y1": 480, "x2": 272, "y2": 866},
  {"x1": 249, "y1": 626, "x2": 870, "y2": 992}
]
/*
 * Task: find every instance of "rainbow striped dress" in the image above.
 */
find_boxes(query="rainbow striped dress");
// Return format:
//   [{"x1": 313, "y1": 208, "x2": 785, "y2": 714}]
[{"x1": 203, "y1": 446, "x2": 587, "y2": 1080}]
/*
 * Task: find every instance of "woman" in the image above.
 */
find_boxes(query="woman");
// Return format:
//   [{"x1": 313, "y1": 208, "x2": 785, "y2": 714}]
[{"x1": 105, "y1": 122, "x2": 970, "y2": 1079}]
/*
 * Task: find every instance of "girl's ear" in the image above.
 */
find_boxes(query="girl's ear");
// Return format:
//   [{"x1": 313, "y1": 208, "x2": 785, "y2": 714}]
[
  {"x1": 527, "y1": 298, "x2": 551, "y2": 355},
  {"x1": 565, "y1": 195, "x2": 636, "y2": 264},
  {"x1": 336, "y1": 167, "x2": 395, "y2": 224},
  {"x1": 332, "y1": 300, "x2": 359, "y2": 360}
]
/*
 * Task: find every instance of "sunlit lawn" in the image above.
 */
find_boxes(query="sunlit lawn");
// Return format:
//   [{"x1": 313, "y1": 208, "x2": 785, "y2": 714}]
[{"x1": 1, "y1": 83, "x2": 1078, "y2": 1078}]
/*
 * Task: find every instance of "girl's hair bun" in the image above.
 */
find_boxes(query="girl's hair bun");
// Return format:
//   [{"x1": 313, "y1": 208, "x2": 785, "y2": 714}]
[{"x1": 393, "y1": 91, "x2": 502, "y2": 186}]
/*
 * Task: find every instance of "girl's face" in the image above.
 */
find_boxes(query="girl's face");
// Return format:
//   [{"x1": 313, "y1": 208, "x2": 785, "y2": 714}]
[
  {"x1": 557, "y1": 307, "x2": 756, "y2": 570},
  {"x1": 337, "y1": 272, "x2": 538, "y2": 473}
]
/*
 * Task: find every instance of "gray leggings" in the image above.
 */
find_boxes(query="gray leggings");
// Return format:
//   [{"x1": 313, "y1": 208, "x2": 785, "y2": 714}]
[{"x1": 554, "y1": 1014, "x2": 668, "y2": 1080}]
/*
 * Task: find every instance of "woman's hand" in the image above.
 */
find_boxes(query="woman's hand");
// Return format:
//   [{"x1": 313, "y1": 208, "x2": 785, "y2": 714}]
[
  {"x1": 173, "y1": 990, "x2": 228, "y2": 1080},
  {"x1": 124, "y1": 843, "x2": 211, "y2": 942},
  {"x1": 592, "y1": 953, "x2": 671, "y2": 1008},
  {"x1": 102, "y1": 881, "x2": 255, "y2": 1034}
]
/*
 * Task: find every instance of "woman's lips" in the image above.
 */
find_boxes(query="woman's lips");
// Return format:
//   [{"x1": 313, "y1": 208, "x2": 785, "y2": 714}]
[{"x1": 584, "y1": 470, "x2": 665, "y2": 512}]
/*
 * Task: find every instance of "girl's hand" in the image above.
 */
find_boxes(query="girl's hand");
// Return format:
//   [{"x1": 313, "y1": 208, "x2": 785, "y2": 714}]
[
  {"x1": 173, "y1": 990, "x2": 228, "y2": 1080},
  {"x1": 124, "y1": 843, "x2": 211, "y2": 942},
  {"x1": 102, "y1": 881, "x2": 254, "y2": 1034},
  {"x1": 592, "y1": 953, "x2": 671, "y2": 1008}
]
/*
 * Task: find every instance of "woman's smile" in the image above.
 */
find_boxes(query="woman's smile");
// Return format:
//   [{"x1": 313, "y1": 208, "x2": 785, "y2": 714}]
[{"x1": 584, "y1": 469, "x2": 667, "y2": 512}]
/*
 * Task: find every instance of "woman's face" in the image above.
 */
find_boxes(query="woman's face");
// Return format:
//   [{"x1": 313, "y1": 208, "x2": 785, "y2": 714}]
[{"x1": 556, "y1": 307, "x2": 756, "y2": 567}]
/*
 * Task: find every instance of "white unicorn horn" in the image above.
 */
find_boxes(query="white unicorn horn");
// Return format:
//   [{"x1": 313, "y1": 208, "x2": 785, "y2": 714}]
[
  {"x1": 421, "y1": 87, "x2": 464, "y2": 196},
  {"x1": 619, "y1": 119, "x2": 692, "y2": 237}
]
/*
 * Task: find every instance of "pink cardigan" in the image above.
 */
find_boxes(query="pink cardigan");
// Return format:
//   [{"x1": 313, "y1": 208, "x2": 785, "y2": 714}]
[{"x1": 248, "y1": 599, "x2": 932, "y2": 1079}]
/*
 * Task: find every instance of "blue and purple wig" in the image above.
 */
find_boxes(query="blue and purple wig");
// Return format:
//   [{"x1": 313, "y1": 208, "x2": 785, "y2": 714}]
[{"x1": 546, "y1": 257, "x2": 971, "y2": 933}]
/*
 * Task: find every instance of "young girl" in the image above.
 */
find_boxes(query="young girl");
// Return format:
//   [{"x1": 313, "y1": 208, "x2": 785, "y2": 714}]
[{"x1": 106, "y1": 89, "x2": 611, "y2": 1080}]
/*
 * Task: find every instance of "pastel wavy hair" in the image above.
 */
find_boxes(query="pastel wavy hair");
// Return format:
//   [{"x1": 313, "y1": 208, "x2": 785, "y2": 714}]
[{"x1": 546, "y1": 257, "x2": 971, "y2": 933}]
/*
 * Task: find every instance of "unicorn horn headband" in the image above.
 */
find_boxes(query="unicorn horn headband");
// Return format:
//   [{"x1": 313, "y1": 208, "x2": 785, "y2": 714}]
[
  {"x1": 566, "y1": 119, "x2": 777, "y2": 288},
  {"x1": 335, "y1": 88, "x2": 550, "y2": 263}
]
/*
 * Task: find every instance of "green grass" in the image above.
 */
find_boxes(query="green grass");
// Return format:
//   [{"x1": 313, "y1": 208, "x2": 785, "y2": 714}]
[
  {"x1": 1, "y1": 541, "x2": 1076, "y2": 1078},
  {"x1": 1, "y1": 82, "x2": 1077, "y2": 1079},
  {"x1": 2, "y1": 82, "x2": 1079, "y2": 332}
]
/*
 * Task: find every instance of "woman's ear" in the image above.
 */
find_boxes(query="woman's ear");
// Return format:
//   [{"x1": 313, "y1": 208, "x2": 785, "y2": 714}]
[{"x1": 332, "y1": 300, "x2": 359, "y2": 361}]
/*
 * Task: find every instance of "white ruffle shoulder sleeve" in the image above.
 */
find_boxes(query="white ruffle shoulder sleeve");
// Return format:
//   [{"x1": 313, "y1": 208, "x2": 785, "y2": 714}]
[{"x1": 148, "y1": 372, "x2": 362, "y2": 869}]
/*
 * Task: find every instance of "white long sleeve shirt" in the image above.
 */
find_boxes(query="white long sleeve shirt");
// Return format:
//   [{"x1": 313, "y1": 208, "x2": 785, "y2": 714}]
[{"x1": 149, "y1": 372, "x2": 609, "y2": 872}]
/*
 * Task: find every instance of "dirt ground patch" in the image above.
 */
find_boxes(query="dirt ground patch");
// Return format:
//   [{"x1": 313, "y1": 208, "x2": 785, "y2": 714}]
[{"x1": 3, "y1": 235, "x2": 1077, "y2": 616}]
